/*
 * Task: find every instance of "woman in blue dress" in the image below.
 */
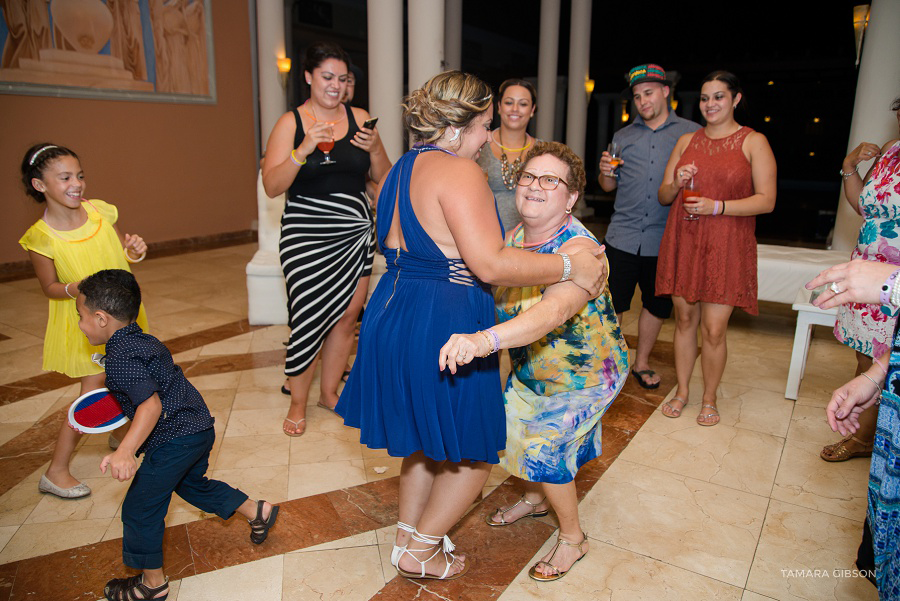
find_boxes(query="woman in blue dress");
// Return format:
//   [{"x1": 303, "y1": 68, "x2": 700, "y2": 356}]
[
  {"x1": 336, "y1": 71, "x2": 607, "y2": 581},
  {"x1": 812, "y1": 256, "x2": 900, "y2": 599}
]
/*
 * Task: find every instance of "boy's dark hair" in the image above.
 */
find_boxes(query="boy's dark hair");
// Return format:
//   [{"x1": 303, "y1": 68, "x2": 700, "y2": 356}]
[
  {"x1": 80, "y1": 269, "x2": 142, "y2": 322},
  {"x1": 20, "y1": 143, "x2": 79, "y2": 203}
]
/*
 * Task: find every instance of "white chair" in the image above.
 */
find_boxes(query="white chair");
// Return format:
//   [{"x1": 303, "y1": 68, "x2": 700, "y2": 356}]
[
  {"x1": 785, "y1": 287, "x2": 839, "y2": 400},
  {"x1": 246, "y1": 171, "x2": 288, "y2": 325},
  {"x1": 755, "y1": 244, "x2": 848, "y2": 400}
]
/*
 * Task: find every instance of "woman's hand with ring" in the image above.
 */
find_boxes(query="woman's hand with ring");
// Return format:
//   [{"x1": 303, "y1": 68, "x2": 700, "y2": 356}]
[
  {"x1": 684, "y1": 195, "x2": 711, "y2": 216},
  {"x1": 843, "y1": 142, "x2": 882, "y2": 172},
  {"x1": 807, "y1": 260, "x2": 899, "y2": 309},
  {"x1": 439, "y1": 332, "x2": 489, "y2": 373},
  {"x1": 674, "y1": 163, "x2": 698, "y2": 189}
]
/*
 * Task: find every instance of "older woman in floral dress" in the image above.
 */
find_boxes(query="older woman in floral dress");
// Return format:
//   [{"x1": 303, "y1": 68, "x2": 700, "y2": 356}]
[{"x1": 441, "y1": 141, "x2": 628, "y2": 582}]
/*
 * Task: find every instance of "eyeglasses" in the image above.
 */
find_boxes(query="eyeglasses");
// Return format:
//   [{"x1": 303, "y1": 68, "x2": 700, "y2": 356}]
[{"x1": 515, "y1": 171, "x2": 569, "y2": 191}]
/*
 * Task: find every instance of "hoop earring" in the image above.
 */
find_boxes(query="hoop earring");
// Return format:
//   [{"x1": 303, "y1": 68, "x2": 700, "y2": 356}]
[{"x1": 449, "y1": 127, "x2": 460, "y2": 142}]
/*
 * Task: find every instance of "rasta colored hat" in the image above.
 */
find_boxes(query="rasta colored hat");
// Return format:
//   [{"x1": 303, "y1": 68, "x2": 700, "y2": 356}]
[{"x1": 626, "y1": 64, "x2": 672, "y2": 89}]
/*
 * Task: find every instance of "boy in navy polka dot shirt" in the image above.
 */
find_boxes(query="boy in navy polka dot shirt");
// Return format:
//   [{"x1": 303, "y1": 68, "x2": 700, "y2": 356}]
[{"x1": 76, "y1": 269, "x2": 279, "y2": 601}]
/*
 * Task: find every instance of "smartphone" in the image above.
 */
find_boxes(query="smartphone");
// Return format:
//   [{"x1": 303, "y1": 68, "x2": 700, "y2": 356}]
[{"x1": 362, "y1": 117, "x2": 378, "y2": 130}]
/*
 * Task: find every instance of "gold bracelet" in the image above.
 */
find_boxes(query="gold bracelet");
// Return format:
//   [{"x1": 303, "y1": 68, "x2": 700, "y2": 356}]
[{"x1": 477, "y1": 330, "x2": 494, "y2": 357}]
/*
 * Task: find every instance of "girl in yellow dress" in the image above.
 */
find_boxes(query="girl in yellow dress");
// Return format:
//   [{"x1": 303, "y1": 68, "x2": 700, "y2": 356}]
[{"x1": 18, "y1": 144, "x2": 149, "y2": 499}]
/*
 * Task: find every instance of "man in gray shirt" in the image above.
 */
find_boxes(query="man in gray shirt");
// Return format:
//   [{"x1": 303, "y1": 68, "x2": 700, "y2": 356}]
[{"x1": 599, "y1": 64, "x2": 700, "y2": 389}]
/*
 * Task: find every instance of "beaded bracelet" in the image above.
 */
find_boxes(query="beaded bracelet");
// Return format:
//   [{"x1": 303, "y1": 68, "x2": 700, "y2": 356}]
[
  {"x1": 476, "y1": 329, "x2": 500, "y2": 357},
  {"x1": 891, "y1": 270, "x2": 900, "y2": 308},
  {"x1": 476, "y1": 330, "x2": 491, "y2": 356},
  {"x1": 290, "y1": 150, "x2": 307, "y2": 167},
  {"x1": 880, "y1": 269, "x2": 900, "y2": 306}
]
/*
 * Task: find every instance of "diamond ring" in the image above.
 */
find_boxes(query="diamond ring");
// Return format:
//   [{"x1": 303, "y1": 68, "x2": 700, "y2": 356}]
[{"x1": 830, "y1": 282, "x2": 841, "y2": 294}]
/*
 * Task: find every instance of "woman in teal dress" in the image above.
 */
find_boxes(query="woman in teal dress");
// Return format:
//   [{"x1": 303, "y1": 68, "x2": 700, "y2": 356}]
[{"x1": 441, "y1": 141, "x2": 629, "y2": 582}]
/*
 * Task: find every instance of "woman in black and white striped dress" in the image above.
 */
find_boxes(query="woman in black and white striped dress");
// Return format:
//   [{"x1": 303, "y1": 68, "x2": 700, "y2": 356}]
[{"x1": 262, "y1": 42, "x2": 391, "y2": 436}]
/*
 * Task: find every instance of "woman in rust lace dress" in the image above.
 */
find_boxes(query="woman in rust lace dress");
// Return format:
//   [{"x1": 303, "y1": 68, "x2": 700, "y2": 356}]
[{"x1": 655, "y1": 71, "x2": 777, "y2": 426}]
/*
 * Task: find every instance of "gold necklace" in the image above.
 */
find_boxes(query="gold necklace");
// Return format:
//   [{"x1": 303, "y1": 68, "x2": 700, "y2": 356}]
[
  {"x1": 496, "y1": 131, "x2": 531, "y2": 190},
  {"x1": 492, "y1": 130, "x2": 532, "y2": 152}
]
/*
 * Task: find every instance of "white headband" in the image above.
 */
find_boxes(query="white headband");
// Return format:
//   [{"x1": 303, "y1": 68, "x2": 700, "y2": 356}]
[{"x1": 29, "y1": 145, "x2": 58, "y2": 166}]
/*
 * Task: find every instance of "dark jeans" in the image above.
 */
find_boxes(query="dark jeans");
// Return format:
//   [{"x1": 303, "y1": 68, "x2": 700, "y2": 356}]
[{"x1": 122, "y1": 428, "x2": 248, "y2": 569}]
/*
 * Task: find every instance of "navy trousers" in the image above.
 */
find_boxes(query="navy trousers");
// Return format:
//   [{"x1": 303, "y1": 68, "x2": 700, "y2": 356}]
[{"x1": 122, "y1": 428, "x2": 248, "y2": 569}]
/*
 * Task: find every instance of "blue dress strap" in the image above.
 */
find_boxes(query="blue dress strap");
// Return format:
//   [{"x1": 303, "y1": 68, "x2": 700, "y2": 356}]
[{"x1": 376, "y1": 148, "x2": 450, "y2": 260}]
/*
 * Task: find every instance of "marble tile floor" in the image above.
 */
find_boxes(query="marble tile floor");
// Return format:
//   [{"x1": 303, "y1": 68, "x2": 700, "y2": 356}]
[{"x1": 0, "y1": 243, "x2": 879, "y2": 600}]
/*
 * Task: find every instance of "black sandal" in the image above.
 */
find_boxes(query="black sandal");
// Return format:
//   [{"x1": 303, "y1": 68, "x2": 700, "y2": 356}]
[
  {"x1": 248, "y1": 499, "x2": 279, "y2": 544},
  {"x1": 104, "y1": 574, "x2": 168, "y2": 601}
]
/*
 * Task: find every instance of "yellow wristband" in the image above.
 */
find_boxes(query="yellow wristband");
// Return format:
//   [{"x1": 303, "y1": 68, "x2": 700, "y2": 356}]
[{"x1": 290, "y1": 150, "x2": 307, "y2": 167}]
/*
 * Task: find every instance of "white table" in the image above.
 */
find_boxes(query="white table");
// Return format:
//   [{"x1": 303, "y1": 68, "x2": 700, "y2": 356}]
[{"x1": 785, "y1": 287, "x2": 838, "y2": 400}]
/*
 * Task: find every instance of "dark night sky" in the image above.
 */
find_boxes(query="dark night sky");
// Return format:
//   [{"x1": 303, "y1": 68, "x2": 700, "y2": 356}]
[{"x1": 293, "y1": 0, "x2": 877, "y2": 244}]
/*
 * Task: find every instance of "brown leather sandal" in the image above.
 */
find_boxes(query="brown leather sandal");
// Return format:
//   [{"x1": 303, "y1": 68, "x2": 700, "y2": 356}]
[
  {"x1": 820, "y1": 434, "x2": 874, "y2": 462},
  {"x1": 104, "y1": 574, "x2": 168, "y2": 601}
]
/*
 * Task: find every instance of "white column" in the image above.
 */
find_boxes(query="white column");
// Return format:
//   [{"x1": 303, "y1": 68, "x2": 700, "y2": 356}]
[
  {"x1": 408, "y1": 0, "x2": 445, "y2": 91},
  {"x1": 536, "y1": 0, "x2": 560, "y2": 141},
  {"x1": 368, "y1": 0, "x2": 405, "y2": 162},
  {"x1": 565, "y1": 0, "x2": 591, "y2": 158},
  {"x1": 832, "y1": 0, "x2": 900, "y2": 250},
  {"x1": 444, "y1": 0, "x2": 462, "y2": 71},
  {"x1": 256, "y1": 0, "x2": 286, "y2": 150}
]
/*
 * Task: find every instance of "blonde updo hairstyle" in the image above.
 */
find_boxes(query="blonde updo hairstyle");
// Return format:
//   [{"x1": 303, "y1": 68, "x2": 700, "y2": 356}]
[
  {"x1": 403, "y1": 70, "x2": 493, "y2": 146},
  {"x1": 522, "y1": 141, "x2": 587, "y2": 204}
]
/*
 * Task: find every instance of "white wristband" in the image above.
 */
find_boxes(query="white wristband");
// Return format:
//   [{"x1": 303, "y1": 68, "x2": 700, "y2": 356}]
[{"x1": 125, "y1": 249, "x2": 146, "y2": 263}]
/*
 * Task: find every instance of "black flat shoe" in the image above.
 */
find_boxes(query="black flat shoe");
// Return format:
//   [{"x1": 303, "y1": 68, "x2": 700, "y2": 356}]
[
  {"x1": 249, "y1": 500, "x2": 279, "y2": 544},
  {"x1": 105, "y1": 574, "x2": 168, "y2": 601}
]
